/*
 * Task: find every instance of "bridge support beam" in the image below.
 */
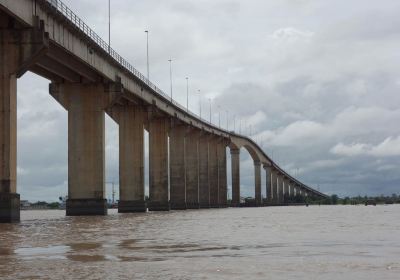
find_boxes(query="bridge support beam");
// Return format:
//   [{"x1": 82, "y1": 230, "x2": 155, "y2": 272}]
[
  {"x1": 198, "y1": 133, "x2": 209, "y2": 208},
  {"x1": 111, "y1": 105, "x2": 146, "y2": 212},
  {"x1": 230, "y1": 148, "x2": 240, "y2": 207},
  {"x1": 50, "y1": 83, "x2": 109, "y2": 216},
  {"x1": 289, "y1": 183, "x2": 294, "y2": 198},
  {"x1": 208, "y1": 137, "x2": 219, "y2": 208},
  {"x1": 0, "y1": 17, "x2": 48, "y2": 222},
  {"x1": 148, "y1": 118, "x2": 170, "y2": 211},
  {"x1": 185, "y1": 129, "x2": 200, "y2": 209},
  {"x1": 218, "y1": 140, "x2": 227, "y2": 207},
  {"x1": 271, "y1": 169, "x2": 278, "y2": 204},
  {"x1": 278, "y1": 175, "x2": 284, "y2": 204},
  {"x1": 254, "y1": 161, "x2": 262, "y2": 206},
  {"x1": 264, "y1": 165, "x2": 272, "y2": 204},
  {"x1": 169, "y1": 124, "x2": 187, "y2": 210}
]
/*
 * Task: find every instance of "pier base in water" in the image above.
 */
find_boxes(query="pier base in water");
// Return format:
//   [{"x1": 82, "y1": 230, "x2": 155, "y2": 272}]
[
  {"x1": 66, "y1": 199, "x2": 107, "y2": 216},
  {"x1": 118, "y1": 200, "x2": 147, "y2": 213},
  {"x1": 0, "y1": 193, "x2": 20, "y2": 223}
]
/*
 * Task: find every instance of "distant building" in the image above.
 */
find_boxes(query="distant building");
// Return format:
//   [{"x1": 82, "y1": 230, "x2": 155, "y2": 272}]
[{"x1": 20, "y1": 200, "x2": 31, "y2": 209}]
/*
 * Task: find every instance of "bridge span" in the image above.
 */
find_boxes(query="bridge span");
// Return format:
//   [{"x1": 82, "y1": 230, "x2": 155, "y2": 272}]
[{"x1": 0, "y1": 0, "x2": 327, "y2": 222}]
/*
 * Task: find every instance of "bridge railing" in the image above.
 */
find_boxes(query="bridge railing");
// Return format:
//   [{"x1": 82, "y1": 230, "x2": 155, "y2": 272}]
[{"x1": 44, "y1": 0, "x2": 216, "y2": 127}]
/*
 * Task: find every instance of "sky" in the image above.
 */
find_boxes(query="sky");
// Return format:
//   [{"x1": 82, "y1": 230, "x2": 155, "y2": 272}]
[{"x1": 16, "y1": 0, "x2": 400, "y2": 201}]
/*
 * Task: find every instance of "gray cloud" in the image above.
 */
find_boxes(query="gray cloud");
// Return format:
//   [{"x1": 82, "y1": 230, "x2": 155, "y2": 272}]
[{"x1": 15, "y1": 0, "x2": 400, "y2": 201}]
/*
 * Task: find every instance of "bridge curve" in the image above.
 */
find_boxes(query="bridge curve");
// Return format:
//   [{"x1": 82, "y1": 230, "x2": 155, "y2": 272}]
[{"x1": 0, "y1": 0, "x2": 328, "y2": 222}]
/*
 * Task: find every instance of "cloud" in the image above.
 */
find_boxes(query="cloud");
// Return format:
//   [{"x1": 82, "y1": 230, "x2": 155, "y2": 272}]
[
  {"x1": 331, "y1": 136, "x2": 400, "y2": 157},
  {"x1": 13, "y1": 0, "x2": 400, "y2": 200}
]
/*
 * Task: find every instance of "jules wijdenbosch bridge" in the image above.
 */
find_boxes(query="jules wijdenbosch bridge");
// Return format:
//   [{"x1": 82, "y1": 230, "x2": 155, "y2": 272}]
[{"x1": 0, "y1": 0, "x2": 328, "y2": 223}]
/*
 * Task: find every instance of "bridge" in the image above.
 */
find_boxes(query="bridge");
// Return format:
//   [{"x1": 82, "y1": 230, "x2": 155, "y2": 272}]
[{"x1": 0, "y1": 0, "x2": 328, "y2": 222}]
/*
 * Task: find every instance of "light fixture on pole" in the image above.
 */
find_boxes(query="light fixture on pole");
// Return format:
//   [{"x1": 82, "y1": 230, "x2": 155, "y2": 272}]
[
  {"x1": 145, "y1": 30, "x2": 149, "y2": 80},
  {"x1": 233, "y1": 115, "x2": 236, "y2": 132},
  {"x1": 168, "y1": 59, "x2": 173, "y2": 101},
  {"x1": 226, "y1": 110, "x2": 229, "y2": 130},
  {"x1": 108, "y1": 0, "x2": 111, "y2": 53},
  {"x1": 218, "y1": 105, "x2": 221, "y2": 127},
  {"x1": 208, "y1": 98, "x2": 212, "y2": 124},
  {"x1": 186, "y1": 77, "x2": 189, "y2": 112},
  {"x1": 197, "y1": 90, "x2": 201, "y2": 118}
]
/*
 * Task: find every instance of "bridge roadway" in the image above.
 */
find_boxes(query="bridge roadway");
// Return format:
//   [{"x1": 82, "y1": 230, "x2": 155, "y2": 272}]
[{"x1": 0, "y1": 0, "x2": 328, "y2": 222}]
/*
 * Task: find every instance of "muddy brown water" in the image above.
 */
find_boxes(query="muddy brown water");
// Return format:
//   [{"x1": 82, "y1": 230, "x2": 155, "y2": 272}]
[{"x1": 0, "y1": 205, "x2": 399, "y2": 279}]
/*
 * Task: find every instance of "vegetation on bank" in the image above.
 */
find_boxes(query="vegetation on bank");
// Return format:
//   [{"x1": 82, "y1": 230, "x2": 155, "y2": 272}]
[{"x1": 289, "y1": 194, "x2": 400, "y2": 205}]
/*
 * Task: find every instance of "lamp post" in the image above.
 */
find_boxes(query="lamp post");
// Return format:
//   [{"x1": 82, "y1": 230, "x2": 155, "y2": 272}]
[
  {"x1": 208, "y1": 98, "x2": 212, "y2": 124},
  {"x1": 218, "y1": 105, "x2": 221, "y2": 127},
  {"x1": 186, "y1": 77, "x2": 189, "y2": 112},
  {"x1": 226, "y1": 110, "x2": 229, "y2": 130},
  {"x1": 108, "y1": 0, "x2": 111, "y2": 53},
  {"x1": 168, "y1": 59, "x2": 173, "y2": 101},
  {"x1": 145, "y1": 30, "x2": 149, "y2": 80},
  {"x1": 233, "y1": 115, "x2": 236, "y2": 132},
  {"x1": 197, "y1": 90, "x2": 201, "y2": 118}
]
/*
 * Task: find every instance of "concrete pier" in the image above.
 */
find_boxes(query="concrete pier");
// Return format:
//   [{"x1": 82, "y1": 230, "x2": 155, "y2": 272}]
[
  {"x1": 50, "y1": 83, "x2": 108, "y2": 216},
  {"x1": 169, "y1": 124, "x2": 187, "y2": 210},
  {"x1": 113, "y1": 105, "x2": 146, "y2": 212},
  {"x1": 278, "y1": 175, "x2": 284, "y2": 204},
  {"x1": 148, "y1": 117, "x2": 170, "y2": 211},
  {"x1": 264, "y1": 166, "x2": 272, "y2": 203},
  {"x1": 254, "y1": 161, "x2": 262, "y2": 206},
  {"x1": 208, "y1": 137, "x2": 219, "y2": 208},
  {"x1": 271, "y1": 170, "x2": 278, "y2": 204},
  {"x1": 185, "y1": 129, "x2": 200, "y2": 209},
  {"x1": 230, "y1": 148, "x2": 240, "y2": 207},
  {"x1": 217, "y1": 140, "x2": 227, "y2": 207},
  {"x1": 198, "y1": 133, "x2": 210, "y2": 208},
  {"x1": 0, "y1": 41, "x2": 18, "y2": 222},
  {"x1": 0, "y1": 17, "x2": 48, "y2": 222}
]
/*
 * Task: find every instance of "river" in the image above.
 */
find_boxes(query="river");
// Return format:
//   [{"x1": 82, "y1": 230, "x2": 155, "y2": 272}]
[{"x1": 0, "y1": 205, "x2": 399, "y2": 279}]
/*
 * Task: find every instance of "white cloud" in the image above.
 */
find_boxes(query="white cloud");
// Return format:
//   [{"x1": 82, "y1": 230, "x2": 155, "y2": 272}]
[
  {"x1": 271, "y1": 27, "x2": 314, "y2": 41},
  {"x1": 330, "y1": 136, "x2": 400, "y2": 157},
  {"x1": 330, "y1": 142, "x2": 369, "y2": 157}
]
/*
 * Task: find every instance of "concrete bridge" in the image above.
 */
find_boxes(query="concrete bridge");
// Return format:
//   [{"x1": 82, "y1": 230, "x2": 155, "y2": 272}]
[{"x1": 0, "y1": 0, "x2": 328, "y2": 222}]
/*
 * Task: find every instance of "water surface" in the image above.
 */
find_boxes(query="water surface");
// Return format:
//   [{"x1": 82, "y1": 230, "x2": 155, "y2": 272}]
[{"x1": 0, "y1": 205, "x2": 399, "y2": 279}]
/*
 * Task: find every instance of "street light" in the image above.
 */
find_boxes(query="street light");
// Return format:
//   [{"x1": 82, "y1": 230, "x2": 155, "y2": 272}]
[
  {"x1": 226, "y1": 110, "x2": 229, "y2": 130},
  {"x1": 145, "y1": 30, "x2": 149, "y2": 80},
  {"x1": 233, "y1": 115, "x2": 236, "y2": 132},
  {"x1": 168, "y1": 59, "x2": 173, "y2": 101},
  {"x1": 208, "y1": 98, "x2": 212, "y2": 124},
  {"x1": 186, "y1": 77, "x2": 189, "y2": 112},
  {"x1": 108, "y1": 0, "x2": 111, "y2": 53},
  {"x1": 197, "y1": 90, "x2": 201, "y2": 118},
  {"x1": 218, "y1": 105, "x2": 221, "y2": 127}
]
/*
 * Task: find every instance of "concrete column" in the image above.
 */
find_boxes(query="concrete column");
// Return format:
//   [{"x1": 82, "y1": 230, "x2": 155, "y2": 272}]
[
  {"x1": 0, "y1": 38, "x2": 18, "y2": 223},
  {"x1": 271, "y1": 169, "x2": 278, "y2": 204},
  {"x1": 148, "y1": 118, "x2": 170, "y2": 211},
  {"x1": 230, "y1": 148, "x2": 240, "y2": 207},
  {"x1": 0, "y1": 19, "x2": 48, "y2": 222},
  {"x1": 284, "y1": 178, "x2": 289, "y2": 203},
  {"x1": 278, "y1": 175, "x2": 284, "y2": 204},
  {"x1": 169, "y1": 124, "x2": 186, "y2": 210},
  {"x1": 290, "y1": 183, "x2": 295, "y2": 197},
  {"x1": 198, "y1": 133, "x2": 209, "y2": 208},
  {"x1": 217, "y1": 140, "x2": 227, "y2": 207},
  {"x1": 50, "y1": 83, "x2": 108, "y2": 216},
  {"x1": 264, "y1": 166, "x2": 272, "y2": 203},
  {"x1": 208, "y1": 137, "x2": 219, "y2": 208},
  {"x1": 254, "y1": 161, "x2": 262, "y2": 206},
  {"x1": 114, "y1": 105, "x2": 146, "y2": 212},
  {"x1": 185, "y1": 129, "x2": 200, "y2": 209}
]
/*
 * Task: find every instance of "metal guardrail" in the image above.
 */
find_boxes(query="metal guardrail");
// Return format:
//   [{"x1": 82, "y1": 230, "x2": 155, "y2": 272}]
[{"x1": 42, "y1": 0, "x2": 324, "y2": 196}]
